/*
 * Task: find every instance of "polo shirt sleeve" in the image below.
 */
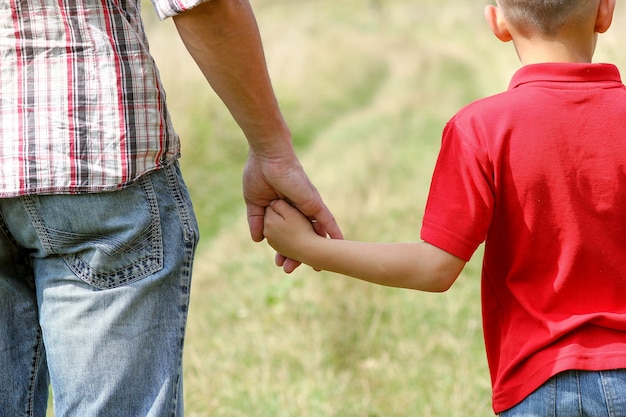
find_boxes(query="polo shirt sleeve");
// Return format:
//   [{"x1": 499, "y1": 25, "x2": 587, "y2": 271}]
[
  {"x1": 420, "y1": 119, "x2": 494, "y2": 262},
  {"x1": 149, "y1": 0, "x2": 208, "y2": 20}
]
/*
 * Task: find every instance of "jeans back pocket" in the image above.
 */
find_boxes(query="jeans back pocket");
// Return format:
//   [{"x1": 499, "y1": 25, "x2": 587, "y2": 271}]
[{"x1": 21, "y1": 175, "x2": 164, "y2": 290}]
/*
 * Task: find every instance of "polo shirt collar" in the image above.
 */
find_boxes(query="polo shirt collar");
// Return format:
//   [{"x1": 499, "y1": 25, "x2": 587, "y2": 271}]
[{"x1": 509, "y1": 63, "x2": 622, "y2": 90}]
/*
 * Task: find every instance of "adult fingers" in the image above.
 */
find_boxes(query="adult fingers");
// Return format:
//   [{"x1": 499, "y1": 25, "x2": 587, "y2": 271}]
[
  {"x1": 247, "y1": 202, "x2": 266, "y2": 242},
  {"x1": 295, "y1": 202, "x2": 343, "y2": 240}
]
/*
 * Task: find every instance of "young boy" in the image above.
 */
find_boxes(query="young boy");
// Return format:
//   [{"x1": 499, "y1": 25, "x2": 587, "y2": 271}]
[{"x1": 263, "y1": 0, "x2": 626, "y2": 415}]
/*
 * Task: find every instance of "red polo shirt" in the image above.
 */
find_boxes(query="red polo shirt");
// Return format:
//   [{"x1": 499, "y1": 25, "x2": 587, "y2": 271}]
[{"x1": 421, "y1": 63, "x2": 626, "y2": 413}]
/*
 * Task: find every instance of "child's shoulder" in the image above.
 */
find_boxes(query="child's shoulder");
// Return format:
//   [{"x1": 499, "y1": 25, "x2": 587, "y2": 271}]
[{"x1": 448, "y1": 89, "x2": 516, "y2": 125}]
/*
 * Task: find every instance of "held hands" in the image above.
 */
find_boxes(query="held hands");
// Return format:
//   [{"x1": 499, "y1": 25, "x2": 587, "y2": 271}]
[{"x1": 243, "y1": 148, "x2": 342, "y2": 273}]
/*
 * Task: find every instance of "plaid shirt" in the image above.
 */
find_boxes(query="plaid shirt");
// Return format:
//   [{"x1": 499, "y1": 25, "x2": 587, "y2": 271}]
[{"x1": 0, "y1": 0, "x2": 204, "y2": 197}]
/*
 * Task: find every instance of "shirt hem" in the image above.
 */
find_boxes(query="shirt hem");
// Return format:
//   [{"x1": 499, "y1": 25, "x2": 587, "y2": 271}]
[{"x1": 0, "y1": 159, "x2": 180, "y2": 198}]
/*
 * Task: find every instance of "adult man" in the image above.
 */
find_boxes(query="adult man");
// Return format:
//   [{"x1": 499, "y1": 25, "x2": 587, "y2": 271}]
[{"x1": 0, "y1": 0, "x2": 341, "y2": 415}]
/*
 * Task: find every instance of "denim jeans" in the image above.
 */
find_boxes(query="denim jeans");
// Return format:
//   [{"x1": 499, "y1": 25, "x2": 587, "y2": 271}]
[
  {"x1": 499, "y1": 369, "x2": 626, "y2": 417},
  {"x1": 0, "y1": 163, "x2": 199, "y2": 417}
]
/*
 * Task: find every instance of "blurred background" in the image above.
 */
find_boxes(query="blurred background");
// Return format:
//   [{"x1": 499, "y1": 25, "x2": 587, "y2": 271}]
[{"x1": 138, "y1": 1, "x2": 626, "y2": 416}]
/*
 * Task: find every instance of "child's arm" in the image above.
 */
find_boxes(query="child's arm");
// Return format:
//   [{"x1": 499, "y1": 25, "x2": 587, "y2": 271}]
[{"x1": 264, "y1": 200, "x2": 466, "y2": 292}]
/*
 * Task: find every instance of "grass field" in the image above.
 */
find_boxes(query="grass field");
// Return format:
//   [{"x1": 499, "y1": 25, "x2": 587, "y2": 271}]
[{"x1": 51, "y1": 1, "x2": 626, "y2": 415}]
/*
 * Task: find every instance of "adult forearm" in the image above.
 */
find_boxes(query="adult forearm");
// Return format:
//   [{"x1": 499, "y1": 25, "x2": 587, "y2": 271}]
[{"x1": 173, "y1": 0, "x2": 291, "y2": 155}]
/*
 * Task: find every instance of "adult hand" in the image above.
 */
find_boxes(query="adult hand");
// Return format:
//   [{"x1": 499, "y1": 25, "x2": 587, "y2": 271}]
[{"x1": 244, "y1": 146, "x2": 342, "y2": 273}]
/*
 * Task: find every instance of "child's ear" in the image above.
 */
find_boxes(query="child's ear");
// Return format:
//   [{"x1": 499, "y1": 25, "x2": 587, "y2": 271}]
[
  {"x1": 484, "y1": 4, "x2": 513, "y2": 42},
  {"x1": 595, "y1": 0, "x2": 616, "y2": 33}
]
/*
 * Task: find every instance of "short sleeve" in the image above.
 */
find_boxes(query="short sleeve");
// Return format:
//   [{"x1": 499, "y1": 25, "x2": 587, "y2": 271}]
[
  {"x1": 150, "y1": 0, "x2": 208, "y2": 20},
  {"x1": 420, "y1": 120, "x2": 494, "y2": 262}
]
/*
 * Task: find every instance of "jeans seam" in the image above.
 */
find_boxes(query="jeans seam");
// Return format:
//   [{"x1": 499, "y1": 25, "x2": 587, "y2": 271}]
[
  {"x1": 549, "y1": 374, "x2": 557, "y2": 417},
  {"x1": 27, "y1": 329, "x2": 45, "y2": 417},
  {"x1": 170, "y1": 227, "x2": 197, "y2": 417},
  {"x1": 164, "y1": 164, "x2": 196, "y2": 243},
  {"x1": 575, "y1": 370, "x2": 584, "y2": 417},
  {"x1": 168, "y1": 164, "x2": 197, "y2": 417},
  {"x1": 600, "y1": 371, "x2": 615, "y2": 417}
]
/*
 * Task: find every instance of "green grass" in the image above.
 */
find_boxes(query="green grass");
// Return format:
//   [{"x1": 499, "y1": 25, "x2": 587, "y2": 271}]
[{"x1": 47, "y1": 0, "x2": 626, "y2": 415}]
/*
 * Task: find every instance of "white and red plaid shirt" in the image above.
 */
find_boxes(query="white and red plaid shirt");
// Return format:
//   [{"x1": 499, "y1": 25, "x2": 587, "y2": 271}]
[{"x1": 0, "y1": 0, "x2": 204, "y2": 197}]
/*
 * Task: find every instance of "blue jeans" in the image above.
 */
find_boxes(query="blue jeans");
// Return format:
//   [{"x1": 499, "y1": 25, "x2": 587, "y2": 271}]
[
  {"x1": 0, "y1": 163, "x2": 199, "y2": 417},
  {"x1": 500, "y1": 369, "x2": 626, "y2": 417}
]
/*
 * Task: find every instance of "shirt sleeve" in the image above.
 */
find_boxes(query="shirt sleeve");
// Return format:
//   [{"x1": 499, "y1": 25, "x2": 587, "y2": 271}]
[
  {"x1": 149, "y1": 0, "x2": 208, "y2": 20},
  {"x1": 420, "y1": 119, "x2": 494, "y2": 262}
]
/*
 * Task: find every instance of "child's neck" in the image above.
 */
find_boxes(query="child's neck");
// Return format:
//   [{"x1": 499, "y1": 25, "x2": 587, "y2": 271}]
[{"x1": 514, "y1": 34, "x2": 597, "y2": 65}]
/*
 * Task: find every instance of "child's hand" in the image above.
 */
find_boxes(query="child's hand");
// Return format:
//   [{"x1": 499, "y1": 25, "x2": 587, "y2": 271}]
[{"x1": 264, "y1": 200, "x2": 320, "y2": 268}]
